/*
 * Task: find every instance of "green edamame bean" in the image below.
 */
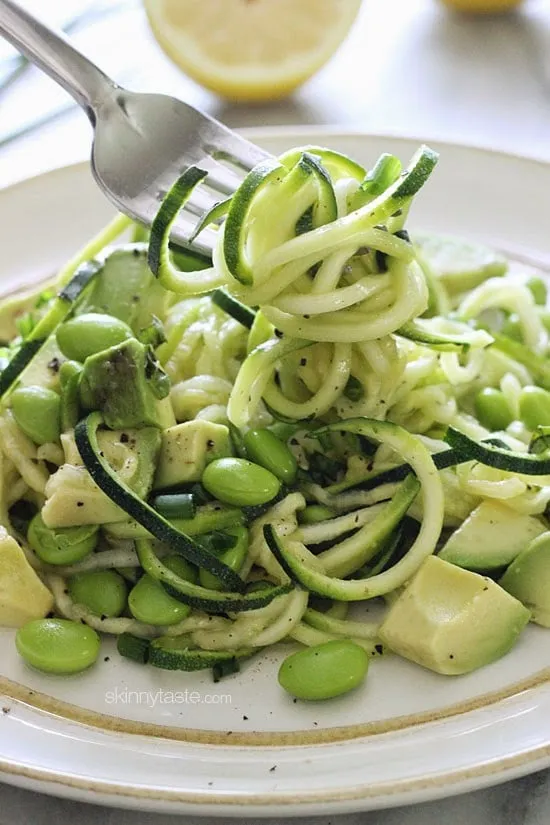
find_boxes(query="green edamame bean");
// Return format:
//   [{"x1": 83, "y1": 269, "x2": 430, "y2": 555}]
[
  {"x1": 199, "y1": 526, "x2": 248, "y2": 591},
  {"x1": 11, "y1": 385, "x2": 61, "y2": 445},
  {"x1": 16, "y1": 618, "x2": 100, "y2": 674},
  {"x1": 243, "y1": 428, "x2": 297, "y2": 484},
  {"x1": 298, "y1": 505, "x2": 336, "y2": 525},
  {"x1": 128, "y1": 554, "x2": 196, "y2": 625},
  {"x1": 28, "y1": 513, "x2": 98, "y2": 565},
  {"x1": 474, "y1": 388, "x2": 513, "y2": 431},
  {"x1": 56, "y1": 313, "x2": 133, "y2": 362},
  {"x1": 526, "y1": 276, "x2": 548, "y2": 306},
  {"x1": 68, "y1": 570, "x2": 128, "y2": 618},
  {"x1": 202, "y1": 457, "x2": 281, "y2": 506},
  {"x1": 501, "y1": 314, "x2": 523, "y2": 342},
  {"x1": 278, "y1": 640, "x2": 369, "y2": 701},
  {"x1": 519, "y1": 386, "x2": 550, "y2": 430},
  {"x1": 59, "y1": 360, "x2": 83, "y2": 388}
]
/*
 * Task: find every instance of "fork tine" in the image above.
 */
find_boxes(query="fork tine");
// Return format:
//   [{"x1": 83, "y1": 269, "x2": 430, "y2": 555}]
[{"x1": 204, "y1": 128, "x2": 272, "y2": 173}]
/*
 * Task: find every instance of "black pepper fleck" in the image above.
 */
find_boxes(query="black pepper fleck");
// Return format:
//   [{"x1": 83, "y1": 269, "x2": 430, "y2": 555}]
[
  {"x1": 269, "y1": 765, "x2": 277, "y2": 772},
  {"x1": 76, "y1": 501, "x2": 84, "y2": 507}
]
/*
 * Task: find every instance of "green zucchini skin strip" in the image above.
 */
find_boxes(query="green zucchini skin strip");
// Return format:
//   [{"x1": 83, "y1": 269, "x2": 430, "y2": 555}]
[
  {"x1": 0, "y1": 258, "x2": 102, "y2": 398},
  {"x1": 328, "y1": 448, "x2": 460, "y2": 495},
  {"x1": 149, "y1": 635, "x2": 253, "y2": 671},
  {"x1": 278, "y1": 145, "x2": 366, "y2": 183},
  {"x1": 223, "y1": 158, "x2": 287, "y2": 285},
  {"x1": 446, "y1": 427, "x2": 550, "y2": 475},
  {"x1": 148, "y1": 166, "x2": 211, "y2": 288},
  {"x1": 189, "y1": 197, "x2": 231, "y2": 243},
  {"x1": 299, "y1": 152, "x2": 338, "y2": 227},
  {"x1": 317, "y1": 474, "x2": 420, "y2": 578},
  {"x1": 74, "y1": 412, "x2": 246, "y2": 592},
  {"x1": 137, "y1": 538, "x2": 292, "y2": 614},
  {"x1": 264, "y1": 416, "x2": 444, "y2": 601},
  {"x1": 210, "y1": 288, "x2": 256, "y2": 329},
  {"x1": 398, "y1": 319, "x2": 493, "y2": 352}
]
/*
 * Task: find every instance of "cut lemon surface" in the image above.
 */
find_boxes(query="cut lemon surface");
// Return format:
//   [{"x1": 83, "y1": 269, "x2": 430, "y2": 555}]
[
  {"x1": 440, "y1": 0, "x2": 523, "y2": 12},
  {"x1": 143, "y1": 0, "x2": 362, "y2": 101}
]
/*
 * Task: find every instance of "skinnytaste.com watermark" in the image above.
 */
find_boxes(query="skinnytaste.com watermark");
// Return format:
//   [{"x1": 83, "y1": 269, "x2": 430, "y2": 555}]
[{"x1": 105, "y1": 687, "x2": 232, "y2": 708}]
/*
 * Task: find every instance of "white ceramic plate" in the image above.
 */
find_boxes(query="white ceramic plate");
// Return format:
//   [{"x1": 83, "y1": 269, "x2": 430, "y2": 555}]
[{"x1": 1, "y1": 129, "x2": 550, "y2": 817}]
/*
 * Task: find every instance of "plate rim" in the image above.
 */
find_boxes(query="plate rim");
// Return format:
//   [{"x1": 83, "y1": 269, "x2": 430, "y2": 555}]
[{"x1": 2, "y1": 127, "x2": 550, "y2": 815}]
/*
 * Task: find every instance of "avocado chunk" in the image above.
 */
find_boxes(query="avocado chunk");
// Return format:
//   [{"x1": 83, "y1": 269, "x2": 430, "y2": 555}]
[
  {"x1": 76, "y1": 245, "x2": 169, "y2": 334},
  {"x1": 414, "y1": 232, "x2": 508, "y2": 295},
  {"x1": 61, "y1": 427, "x2": 161, "y2": 498},
  {"x1": 42, "y1": 427, "x2": 161, "y2": 528},
  {"x1": 378, "y1": 555, "x2": 530, "y2": 675},
  {"x1": 499, "y1": 532, "x2": 550, "y2": 626},
  {"x1": 154, "y1": 420, "x2": 232, "y2": 490},
  {"x1": 438, "y1": 500, "x2": 547, "y2": 572},
  {"x1": 0, "y1": 526, "x2": 54, "y2": 627},
  {"x1": 79, "y1": 338, "x2": 170, "y2": 429}
]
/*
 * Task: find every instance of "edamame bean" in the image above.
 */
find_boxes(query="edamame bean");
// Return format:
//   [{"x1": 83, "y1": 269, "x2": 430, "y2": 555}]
[
  {"x1": 68, "y1": 570, "x2": 128, "y2": 618},
  {"x1": 298, "y1": 505, "x2": 336, "y2": 525},
  {"x1": 56, "y1": 313, "x2": 133, "y2": 362},
  {"x1": 128, "y1": 554, "x2": 196, "y2": 625},
  {"x1": 474, "y1": 388, "x2": 513, "y2": 431},
  {"x1": 28, "y1": 513, "x2": 98, "y2": 565},
  {"x1": 243, "y1": 428, "x2": 297, "y2": 484},
  {"x1": 202, "y1": 457, "x2": 281, "y2": 506},
  {"x1": 199, "y1": 526, "x2": 248, "y2": 591},
  {"x1": 16, "y1": 618, "x2": 100, "y2": 674},
  {"x1": 278, "y1": 640, "x2": 369, "y2": 701},
  {"x1": 11, "y1": 385, "x2": 61, "y2": 445},
  {"x1": 526, "y1": 276, "x2": 548, "y2": 306},
  {"x1": 519, "y1": 386, "x2": 550, "y2": 430},
  {"x1": 59, "y1": 360, "x2": 83, "y2": 387}
]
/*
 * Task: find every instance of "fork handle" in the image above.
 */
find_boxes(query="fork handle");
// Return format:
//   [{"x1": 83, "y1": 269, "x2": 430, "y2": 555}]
[{"x1": 0, "y1": 0, "x2": 117, "y2": 118}]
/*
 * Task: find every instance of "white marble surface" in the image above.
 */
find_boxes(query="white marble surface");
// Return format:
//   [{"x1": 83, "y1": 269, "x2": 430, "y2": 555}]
[{"x1": 1, "y1": 0, "x2": 550, "y2": 821}]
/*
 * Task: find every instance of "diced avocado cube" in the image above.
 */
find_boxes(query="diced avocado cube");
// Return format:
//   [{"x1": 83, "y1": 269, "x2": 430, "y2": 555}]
[
  {"x1": 0, "y1": 526, "x2": 54, "y2": 626},
  {"x1": 414, "y1": 232, "x2": 508, "y2": 295},
  {"x1": 154, "y1": 420, "x2": 232, "y2": 490},
  {"x1": 43, "y1": 427, "x2": 162, "y2": 528},
  {"x1": 438, "y1": 500, "x2": 547, "y2": 572},
  {"x1": 79, "y1": 338, "x2": 170, "y2": 429},
  {"x1": 379, "y1": 555, "x2": 530, "y2": 675},
  {"x1": 499, "y1": 532, "x2": 550, "y2": 627},
  {"x1": 42, "y1": 465, "x2": 127, "y2": 527},
  {"x1": 76, "y1": 245, "x2": 169, "y2": 334},
  {"x1": 61, "y1": 427, "x2": 161, "y2": 499}
]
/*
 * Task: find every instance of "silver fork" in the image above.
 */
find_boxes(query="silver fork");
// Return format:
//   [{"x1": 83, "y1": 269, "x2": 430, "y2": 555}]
[{"x1": 0, "y1": 0, "x2": 271, "y2": 255}]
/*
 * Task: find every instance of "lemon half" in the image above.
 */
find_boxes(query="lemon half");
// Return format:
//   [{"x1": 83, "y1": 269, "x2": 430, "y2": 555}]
[
  {"x1": 440, "y1": 0, "x2": 523, "y2": 12},
  {"x1": 144, "y1": 0, "x2": 362, "y2": 102}
]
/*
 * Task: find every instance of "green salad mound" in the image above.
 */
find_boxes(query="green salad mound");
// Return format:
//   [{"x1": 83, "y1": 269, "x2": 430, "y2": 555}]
[{"x1": 0, "y1": 144, "x2": 547, "y2": 700}]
